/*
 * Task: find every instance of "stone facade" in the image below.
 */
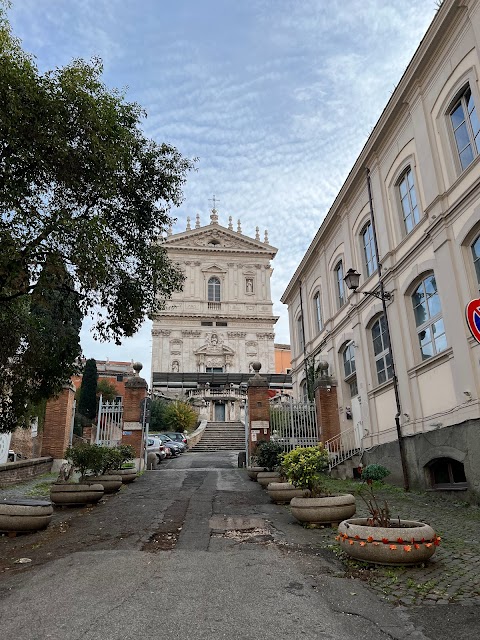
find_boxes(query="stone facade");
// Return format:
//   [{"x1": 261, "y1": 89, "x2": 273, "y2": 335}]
[
  {"x1": 151, "y1": 209, "x2": 279, "y2": 421},
  {"x1": 281, "y1": 0, "x2": 480, "y2": 498}
]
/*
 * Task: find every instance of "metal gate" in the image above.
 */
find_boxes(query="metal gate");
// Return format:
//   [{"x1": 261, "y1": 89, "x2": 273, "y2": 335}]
[
  {"x1": 96, "y1": 395, "x2": 123, "y2": 447},
  {"x1": 270, "y1": 400, "x2": 318, "y2": 452}
]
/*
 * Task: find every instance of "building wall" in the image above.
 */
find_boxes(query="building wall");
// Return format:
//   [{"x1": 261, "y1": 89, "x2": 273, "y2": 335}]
[
  {"x1": 281, "y1": 0, "x2": 480, "y2": 496},
  {"x1": 274, "y1": 343, "x2": 291, "y2": 374}
]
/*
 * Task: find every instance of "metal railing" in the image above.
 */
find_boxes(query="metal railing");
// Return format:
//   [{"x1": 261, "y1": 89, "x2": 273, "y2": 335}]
[
  {"x1": 270, "y1": 400, "x2": 318, "y2": 453},
  {"x1": 324, "y1": 427, "x2": 363, "y2": 470},
  {"x1": 96, "y1": 395, "x2": 123, "y2": 447}
]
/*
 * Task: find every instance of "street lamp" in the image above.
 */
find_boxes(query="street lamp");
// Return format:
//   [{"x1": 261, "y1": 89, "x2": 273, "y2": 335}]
[{"x1": 342, "y1": 169, "x2": 410, "y2": 492}]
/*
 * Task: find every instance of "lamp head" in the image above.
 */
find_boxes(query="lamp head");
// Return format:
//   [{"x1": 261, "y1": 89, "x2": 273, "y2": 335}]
[{"x1": 344, "y1": 268, "x2": 361, "y2": 291}]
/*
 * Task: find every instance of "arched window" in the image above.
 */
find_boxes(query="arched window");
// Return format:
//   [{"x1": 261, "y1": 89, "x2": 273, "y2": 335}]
[
  {"x1": 398, "y1": 167, "x2": 420, "y2": 234},
  {"x1": 471, "y1": 234, "x2": 480, "y2": 287},
  {"x1": 313, "y1": 291, "x2": 323, "y2": 334},
  {"x1": 297, "y1": 315, "x2": 305, "y2": 353},
  {"x1": 449, "y1": 85, "x2": 480, "y2": 171},
  {"x1": 334, "y1": 261, "x2": 345, "y2": 309},
  {"x1": 342, "y1": 341, "x2": 357, "y2": 398},
  {"x1": 361, "y1": 222, "x2": 377, "y2": 277},
  {"x1": 371, "y1": 315, "x2": 392, "y2": 384},
  {"x1": 300, "y1": 380, "x2": 308, "y2": 403},
  {"x1": 208, "y1": 277, "x2": 221, "y2": 302},
  {"x1": 428, "y1": 458, "x2": 467, "y2": 489},
  {"x1": 412, "y1": 274, "x2": 447, "y2": 360}
]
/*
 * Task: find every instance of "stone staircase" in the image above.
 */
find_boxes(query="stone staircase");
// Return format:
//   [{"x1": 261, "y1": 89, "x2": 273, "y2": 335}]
[{"x1": 190, "y1": 421, "x2": 245, "y2": 452}]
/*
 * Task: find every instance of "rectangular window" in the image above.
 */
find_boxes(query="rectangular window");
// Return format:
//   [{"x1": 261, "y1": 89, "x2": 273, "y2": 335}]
[
  {"x1": 313, "y1": 292, "x2": 323, "y2": 334},
  {"x1": 398, "y1": 168, "x2": 420, "y2": 234},
  {"x1": 335, "y1": 261, "x2": 345, "y2": 308},
  {"x1": 116, "y1": 374, "x2": 123, "y2": 382},
  {"x1": 450, "y1": 86, "x2": 480, "y2": 171},
  {"x1": 215, "y1": 321, "x2": 228, "y2": 326},
  {"x1": 362, "y1": 222, "x2": 377, "y2": 276},
  {"x1": 201, "y1": 321, "x2": 213, "y2": 326},
  {"x1": 297, "y1": 315, "x2": 305, "y2": 353},
  {"x1": 206, "y1": 367, "x2": 224, "y2": 373}
]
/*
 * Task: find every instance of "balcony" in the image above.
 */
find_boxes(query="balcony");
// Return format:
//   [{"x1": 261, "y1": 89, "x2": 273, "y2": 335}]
[{"x1": 208, "y1": 302, "x2": 221, "y2": 311}]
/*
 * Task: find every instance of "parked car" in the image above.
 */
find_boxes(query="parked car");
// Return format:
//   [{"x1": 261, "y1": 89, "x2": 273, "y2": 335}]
[
  {"x1": 165, "y1": 432, "x2": 188, "y2": 449},
  {"x1": 153, "y1": 433, "x2": 182, "y2": 455},
  {"x1": 146, "y1": 436, "x2": 167, "y2": 463}
]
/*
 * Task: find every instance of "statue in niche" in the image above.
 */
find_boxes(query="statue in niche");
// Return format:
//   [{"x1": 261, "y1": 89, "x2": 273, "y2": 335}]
[
  {"x1": 172, "y1": 360, "x2": 180, "y2": 372},
  {"x1": 246, "y1": 278, "x2": 254, "y2": 293}
]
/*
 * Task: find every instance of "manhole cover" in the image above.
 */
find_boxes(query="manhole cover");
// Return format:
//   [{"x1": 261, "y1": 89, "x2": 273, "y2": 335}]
[{"x1": 209, "y1": 516, "x2": 267, "y2": 534}]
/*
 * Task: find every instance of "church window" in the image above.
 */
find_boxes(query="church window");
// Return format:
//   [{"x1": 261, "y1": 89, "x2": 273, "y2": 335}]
[{"x1": 208, "y1": 277, "x2": 221, "y2": 302}]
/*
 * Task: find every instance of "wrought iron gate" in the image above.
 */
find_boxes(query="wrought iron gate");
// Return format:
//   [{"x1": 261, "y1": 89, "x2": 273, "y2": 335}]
[
  {"x1": 270, "y1": 400, "x2": 318, "y2": 452},
  {"x1": 96, "y1": 395, "x2": 123, "y2": 447}
]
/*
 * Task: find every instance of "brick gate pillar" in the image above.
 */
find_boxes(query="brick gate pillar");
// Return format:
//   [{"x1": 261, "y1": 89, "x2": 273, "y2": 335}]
[
  {"x1": 122, "y1": 362, "x2": 148, "y2": 466},
  {"x1": 41, "y1": 383, "x2": 75, "y2": 469},
  {"x1": 314, "y1": 361, "x2": 340, "y2": 443},
  {"x1": 247, "y1": 362, "x2": 270, "y2": 460}
]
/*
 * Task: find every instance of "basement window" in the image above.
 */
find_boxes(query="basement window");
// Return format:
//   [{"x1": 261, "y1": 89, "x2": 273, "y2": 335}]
[
  {"x1": 216, "y1": 321, "x2": 228, "y2": 326},
  {"x1": 428, "y1": 457, "x2": 467, "y2": 490},
  {"x1": 201, "y1": 321, "x2": 213, "y2": 326}
]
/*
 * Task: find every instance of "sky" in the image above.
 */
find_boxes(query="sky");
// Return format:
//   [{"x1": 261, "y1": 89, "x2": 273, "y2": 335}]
[{"x1": 8, "y1": 0, "x2": 439, "y2": 383}]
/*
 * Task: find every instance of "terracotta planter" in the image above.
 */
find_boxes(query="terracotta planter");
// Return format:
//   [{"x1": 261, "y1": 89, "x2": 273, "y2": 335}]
[
  {"x1": 50, "y1": 482, "x2": 104, "y2": 506},
  {"x1": 0, "y1": 499, "x2": 53, "y2": 533},
  {"x1": 246, "y1": 467, "x2": 266, "y2": 481},
  {"x1": 106, "y1": 468, "x2": 137, "y2": 483},
  {"x1": 86, "y1": 475, "x2": 122, "y2": 493},
  {"x1": 266, "y1": 482, "x2": 308, "y2": 504},
  {"x1": 290, "y1": 494, "x2": 356, "y2": 525},
  {"x1": 337, "y1": 518, "x2": 439, "y2": 565},
  {"x1": 256, "y1": 471, "x2": 282, "y2": 488}
]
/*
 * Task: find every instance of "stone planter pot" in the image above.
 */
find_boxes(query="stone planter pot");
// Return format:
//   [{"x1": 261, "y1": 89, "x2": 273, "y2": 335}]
[
  {"x1": 257, "y1": 472, "x2": 282, "y2": 488},
  {"x1": 246, "y1": 467, "x2": 266, "y2": 481},
  {"x1": 50, "y1": 482, "x2": 104, "y2": 506},
  {"x1": 0, "y1": 499, "x2": 53, "y2": 533},
  {"x1": 86, "y1": 475, "x2": 122, "y2": 493},
  {"x1": 337, "y1": 518, "x2": 439, "y2": 566},
  {"x1": 106, "y1": 468, "x2": 137, "y2": 483},
  {"x1": 290, "y1": 494, "x2": 356, "y2": 525},
  {"x1": 266, "y1": 482, "x2": 308, "y2": 504}
]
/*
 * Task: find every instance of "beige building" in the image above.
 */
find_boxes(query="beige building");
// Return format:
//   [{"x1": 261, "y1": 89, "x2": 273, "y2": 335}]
[
  {"x1": 151, "y1": 207, "x2": 291, "y2": 421},
  {"x1": 282, "y1": 0, "x2": 480, "y2": 499}
]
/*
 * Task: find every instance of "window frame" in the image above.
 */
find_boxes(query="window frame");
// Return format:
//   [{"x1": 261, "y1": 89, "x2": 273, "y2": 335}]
[
  {"x1": 342, "y1": 341, "x2": 358, "y2": 398},
  {"x1": 297, "y1": 314, "x2": 305, "y2": 354},
  {"x1": 370, "y1": 315, "x2": 393, "y2": 385},
  {"x1": 397, "y1": 166, "x2": 421, "y2": 235},
  {"x1": 448, "y1": 84, "x2": 480, "y2": 172},
  {"x1": 411, "y1": 273, "x2": 447, "y2": 361},
  {"x1": 361, "y1": 221, "x2": 378, "y2": 277},
  {"x1": 208, "y1": 276, "x2": 221, "y2": 302},
  {"x1": 334, "y1": 260, "x2": 345, "y2": 309},
  {"x1": 312, "y1": 290, "x2": 323, "y2": 335}
]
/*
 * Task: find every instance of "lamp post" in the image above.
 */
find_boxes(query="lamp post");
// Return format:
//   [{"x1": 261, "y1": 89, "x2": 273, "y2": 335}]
[{"x1": 343, "y1": 170, "x2": 410, "y2": 492}]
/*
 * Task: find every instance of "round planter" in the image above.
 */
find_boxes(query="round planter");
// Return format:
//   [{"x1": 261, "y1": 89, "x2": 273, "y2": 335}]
[
  {"x1": 337, "y1": 518, "x2": 439, "y2": 565},
  {"x1": 266, "y1": 482, "x2": 308, "y2": 504},
  {"x1": 290, "y1": 494, "x2": 356, "y2": 525},
  {"x1": 0, "y1": 499, "x2": 53, "y2": 533},
  {"x1": 106, "y1": 468, "x2": 137, "y2": 483},
  {"x1": 246, "y1": 467, "x2": 266, "y2": 481},
  {"x1": 257, "y1": 472, "x2": 282, "y2": 488},
  {"x1": 86, "y1": 475, "x2": 122, "y2": 494},
  {"x1": 50, "y1": 482, "x2": 104, "y2": 506}
]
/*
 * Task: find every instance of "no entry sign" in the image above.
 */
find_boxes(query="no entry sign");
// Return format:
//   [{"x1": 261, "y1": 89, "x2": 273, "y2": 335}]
[{"x1": 466, "y1": 298, "x2": 480, "y2": 343}]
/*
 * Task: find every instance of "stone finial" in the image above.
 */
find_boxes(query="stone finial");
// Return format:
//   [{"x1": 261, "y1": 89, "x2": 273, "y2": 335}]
[
  {"x1": 319, "y1": 361, "x2": 329, "y2": 377},
  {"x1": 264, "y1": 229, "x2": 269, "y2": 243},
  {"x1": 255, "y1": 226, "x2": 260, "y2": 241},
  {"x1": 195, "y1": 213, "x2": 200, "y2": 229},
  {"x1": 247, "y1": 361, "x2": 268, "y2": 387},
  {"x1": 228, "y1": 215, "x2": 233, "y2": 230},
  {"x1": 133, "y1": 362, "x2": 143, "y2": 376},
  {"x1": 237, "y1": 219, "x2": 242, "y2": 233},
  {"x1": 210, "y1": 208, "x2": 219, "y2": 224},
  {"x1": 167, "y1": 224, "x2": 173, "y2": 237},
  {"x1": 186, "y1": 216, "x2": 191, "y2": 231},
  {"x1": 251, "y1": 362, "x2": 262, "y2": 374}
]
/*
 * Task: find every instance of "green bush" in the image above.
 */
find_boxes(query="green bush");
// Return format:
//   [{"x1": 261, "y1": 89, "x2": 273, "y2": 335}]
[
  {"x1": 255, "y1": 441, "x2": 283, "y2": 471},
  {"x1": 164, "y1": 400, "x2": 197, "y2": 433},
  {"x1": 65, "y1": 443, "x2": 104, "y2": 480},
  {"x1": 281, "y1": 445, "x2": 329, "y2": 496},
  {"x1": 361, "y1": 464, "x2": 390, "y2": 483}
]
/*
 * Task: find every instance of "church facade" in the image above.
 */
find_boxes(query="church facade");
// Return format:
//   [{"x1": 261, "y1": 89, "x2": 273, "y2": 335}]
[{"x1": 151, "y1": 207, "x2": 285, "y2": 421}]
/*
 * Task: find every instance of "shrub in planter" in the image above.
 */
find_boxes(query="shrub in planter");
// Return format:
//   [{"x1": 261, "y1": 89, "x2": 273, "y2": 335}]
[
  {"x1": 282, "y1": 445, "x2": 356, "y2": 525},
  {"x1": 65, "y1": 443, "x2": 105, "y2": 481},
  {"x1": 255, "y1": 441, "x2": 283, "y2": 472}
]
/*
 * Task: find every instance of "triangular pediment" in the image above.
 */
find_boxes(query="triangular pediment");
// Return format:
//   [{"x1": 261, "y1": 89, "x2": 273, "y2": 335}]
[{"x1": 164, "y1": 224, "x2": 277, "y2": 256}]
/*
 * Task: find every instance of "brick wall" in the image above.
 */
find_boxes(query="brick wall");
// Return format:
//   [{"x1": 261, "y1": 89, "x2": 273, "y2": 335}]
[
  {"x1": 247, "y1": 372, "x2": 270, "y2": 450},
  {"x1": 41, "y1": 385, "x2": 75, "y2": 460},
  {"x1": 314, "y1": 381, "x2": 340, "y2": 443},
  {"x1": 10, "y1": 428, "x2": 43, "y2": 459},
  {"x1": 0, "y1": 457, "x2": 53, "y2": 484}
]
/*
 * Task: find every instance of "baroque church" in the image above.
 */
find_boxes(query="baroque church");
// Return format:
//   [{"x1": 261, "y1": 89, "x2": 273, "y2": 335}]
[{"x1": 151, "y1": 205, "x2": 289, "y2": 421}]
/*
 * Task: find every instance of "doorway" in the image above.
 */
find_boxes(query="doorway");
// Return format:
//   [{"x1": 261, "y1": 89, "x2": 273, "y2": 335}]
[{"x1": 214, "y1": 402, "x2": 226, "y2": 421}]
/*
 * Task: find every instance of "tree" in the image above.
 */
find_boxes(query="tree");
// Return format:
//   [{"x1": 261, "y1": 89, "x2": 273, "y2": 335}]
[
  {"x1": 150, "y1": 398, "x2": 169, "y2": 432},
  {"x1": 0, "y1": 5, "x2": 194, "y2": 430},
  {"x1": 164, "y1": 400, "x2": 197, "y2": 433},
  {"x1": 77, "y1": 359, "x2": 98, "y2": 422},
  {"x1": 96, "y1": 379, "x2": 118, "y2": 404}
]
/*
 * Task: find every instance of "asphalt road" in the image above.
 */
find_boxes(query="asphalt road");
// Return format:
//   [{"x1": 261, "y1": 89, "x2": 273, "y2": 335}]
[{"x1": 0, "y1": 451, "x2": 477, "y2": 639}]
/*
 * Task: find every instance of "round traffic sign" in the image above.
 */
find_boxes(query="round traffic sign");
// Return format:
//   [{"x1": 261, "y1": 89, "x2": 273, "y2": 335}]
[{"x1": 465, "y1": 298, "x2": 480, "y2": 343}]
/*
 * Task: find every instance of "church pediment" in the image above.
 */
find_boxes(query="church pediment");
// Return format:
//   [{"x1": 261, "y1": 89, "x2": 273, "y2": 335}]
[
  {"x1": 195, "y1": 332, "x2": 235, "y2": 356},
  {"x1": 165, "y1": 224, "x2": 277, "y2": 255}
]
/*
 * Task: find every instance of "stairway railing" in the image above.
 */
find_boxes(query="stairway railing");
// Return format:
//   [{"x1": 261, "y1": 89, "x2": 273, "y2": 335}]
[{"x1": 324, "y1": 427, "x2": 363, "y2": 470}]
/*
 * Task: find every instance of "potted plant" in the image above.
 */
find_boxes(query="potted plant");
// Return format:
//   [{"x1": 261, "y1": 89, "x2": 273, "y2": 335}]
[
  {"x1": 255, "y1": 441, "x2": 284, "y2": 487},
  {"x1": 266, "y1": 459, "x2": 308, "y2": 504},
  {"x1": 50, "y1": 443, "x2": 105, "y2": 506},
  {"x1": 105, "y1": 445, "x2": 137, "y2": 483},
  {"x1": 82, "y1": 445, "x2": 123, "y2": 493},
  {"x1": 282, "y1": 445, "x2": 356, "y2": 525},
  {"x1": 246, "y1": 440, "x2": 268, "y2": 480},
  {"x1": 337, "y1": 465, "x2": 440, "y2": 565}
]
